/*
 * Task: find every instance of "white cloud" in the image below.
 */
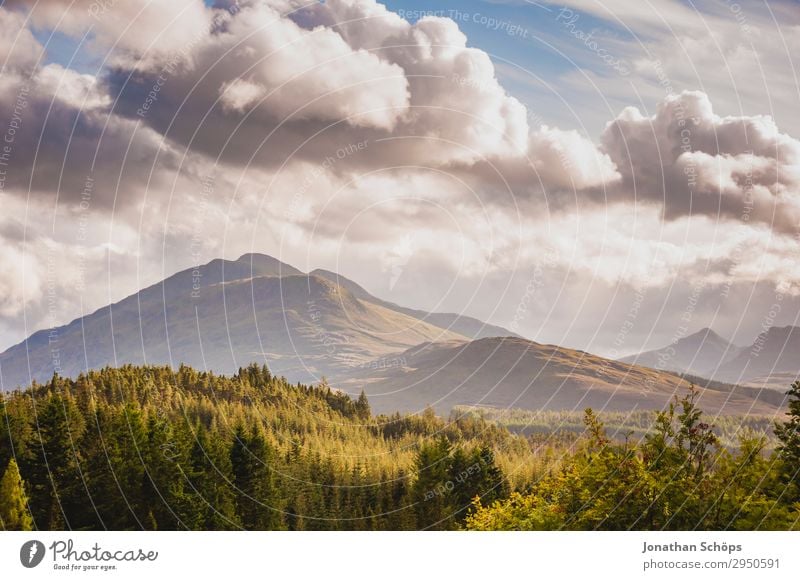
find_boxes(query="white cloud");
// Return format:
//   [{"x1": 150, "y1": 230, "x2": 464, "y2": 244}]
[
  {"x1": 219, "y1": 78, "x2": 266, "y2": 113},
  {"x1": 528, "y1": 125, "x2": 619, "y2": 189},
  {"x1": 601, "y1": 90, "x2": 800, "y2": 232}
]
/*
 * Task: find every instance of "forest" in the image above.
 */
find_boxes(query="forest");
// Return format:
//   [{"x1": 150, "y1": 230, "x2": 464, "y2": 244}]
[{"x1": 0, "y1": 364, "x2": 798, "y2": 531}]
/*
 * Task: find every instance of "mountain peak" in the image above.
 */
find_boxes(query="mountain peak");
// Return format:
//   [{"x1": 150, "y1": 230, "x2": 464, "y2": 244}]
[
  {"x1": 761, "y1": 325, "x2": 798, "y2": 337},
  {"x1": 623, "y1": 325, "x2": 800, "y2": 384},
  {"x1": 234, "y1": 252, "x2": 302, "y2": 271},
  {"x1": 692, "y1": 327, "x2": 730, "y2": 345},
  {"x1": 621, "y1": 326, "x2": 738, "y2": 377},
  {"x1": 712, "y1": 325, "x2": 799, "y2": 383},
  {"x1": 230, "y1": 252, "x2": 301, "y2": 272}
]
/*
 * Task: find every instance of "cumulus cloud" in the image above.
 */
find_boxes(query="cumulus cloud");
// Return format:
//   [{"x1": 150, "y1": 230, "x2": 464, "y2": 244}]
[
  {"x1": 218, "y1": 78, "x2": 267, "y2": 114},
  {"x1": 89, "y1": 0, "x2": 537, "y2": 171},
  {"x1": 602, "y1": 90, "x2": 800, "y2": 233},
  {"x1": 0, "y1": 243, "x2": 41, "y2": 318},
  {"x1": 527, "y1": 125, "x2": 619, "y2": 190}
]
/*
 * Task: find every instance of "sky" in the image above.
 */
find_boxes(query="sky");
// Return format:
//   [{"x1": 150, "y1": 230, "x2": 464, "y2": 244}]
[{"x1": 0, "y1": 0, "x2": 798, "y2": 358}]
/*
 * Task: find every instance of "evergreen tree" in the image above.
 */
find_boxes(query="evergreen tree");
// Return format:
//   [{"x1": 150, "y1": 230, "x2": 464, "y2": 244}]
[
  {"x1": 81, "y1": 405, "x2": 117, "y2": 529},
  {"x1": 775, "y1": 381, "x2": 800, "y2": 503},
  {"x1": 0, "y1": 459, "x2": 33, "y2": 530},
  {"x1": 472, "y1": 446, "x2": 509, "y2": 507},
  {"x1": 183, "y1": 429, "x2": 240, "y2": 530},
  {"x1": 0, "y1": 395, "x2": 34, "y2": 473},
  {"x1": 141, "y1": 414, "x2": 190, "y2": 530},
  {"x1": 29, "y1": 392, "x2": 88, "y2": 529},
  {"x1": 230, "y1": 426, "x2": 280, "y2": 529},
  {"x1": 411, "y1": 437, "x2": 453, "y2": 529},
  {"x1": 386, "y1": 469, "x2": 415, "y2": 530},
  {"x1": 355, "y1": 391, "x2": 371, "y2": 422}
]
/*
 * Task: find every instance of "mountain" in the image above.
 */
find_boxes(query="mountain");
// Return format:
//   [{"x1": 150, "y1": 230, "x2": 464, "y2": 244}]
[
  {"x1": 713, "y1": 326, "x2": 800, "y2": 384},
  {"x1": 338, "y1": 337, "x2": 783, "y2": 415},
  {"x1": 620, "y1": 328, "x2": 743, "y2": 377},
  {"x1": 0, "y1": 254, "x2": 515, "y2": 390}
]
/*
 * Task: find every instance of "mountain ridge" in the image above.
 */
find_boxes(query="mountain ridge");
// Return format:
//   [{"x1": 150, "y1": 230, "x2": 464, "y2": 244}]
[
  {"x1": 621, "y1": 325, "x2": 800, "y2": 386},
  {"x1": 310, "y1": 268, "x2": 521, "y2": 341}
]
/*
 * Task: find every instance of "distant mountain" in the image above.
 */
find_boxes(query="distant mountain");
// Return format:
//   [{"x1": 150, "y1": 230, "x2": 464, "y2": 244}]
[
  {"x1": 622, "y1": 326, "x2": 800, "y2": 387},
  {"x1": 338, "y1": 337, "x2": 782, "y2": 415},
  {"x1": 620, "y1": 328, "x2": 743, "y2": 377},
  {"x1": 713, "y1": 326, "x2": 800, "y2": 384},
  {"x1": 0, "y1": 254, "x2": 515, "y2": 389}
]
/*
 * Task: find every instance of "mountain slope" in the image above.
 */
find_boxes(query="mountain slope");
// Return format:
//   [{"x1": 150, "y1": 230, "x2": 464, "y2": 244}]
[
  {"x1": 339, "y1": 337, "x2": 783, "y2": 415},
  {"x1": 310, "y1": 268, "x2": 520, "y2": 340},
  {"x1": 620, "y1": 328, "x2": 742, "y2": 377}
]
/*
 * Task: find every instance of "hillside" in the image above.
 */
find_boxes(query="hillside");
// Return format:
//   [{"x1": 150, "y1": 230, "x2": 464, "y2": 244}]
[
  {"x1": 338, "y1": 337, "x2": 782, "y2": 415},
  {"x1": 0, "y1": 364, "x2": 526, "y2": 530},
  {"x1": 310, "y1": 268, "x2": 521, "y2": 340},
  {"x1": 0, "y1": 269, "x2": 465, "y2": 389}
]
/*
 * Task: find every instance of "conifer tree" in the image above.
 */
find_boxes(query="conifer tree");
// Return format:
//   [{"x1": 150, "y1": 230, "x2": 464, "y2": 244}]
[
  {"x1": 0, "y1": 459, "x2": 33, "y2": 530},
  {"x1": 141, "y1": 414, "x2": 189, "y2": 530},
  {"x1": 230, "y1": 426, "x2": 280, "y2": 529},
  {"x1": 775, "y1": 381, "x2": 800, "y2": 503},
  {"x1": 411, "y1": 437, "x2": 453, "y2": 529},
  {"x1": 29, "y1": 392, "x2": 87, "y2": 529},
  {"x1": 355, "y1": 390, "x2": 371, "y2": 422},
  {"x1": 184, "y1": 429, "x2": 240, "y2": 530}
]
